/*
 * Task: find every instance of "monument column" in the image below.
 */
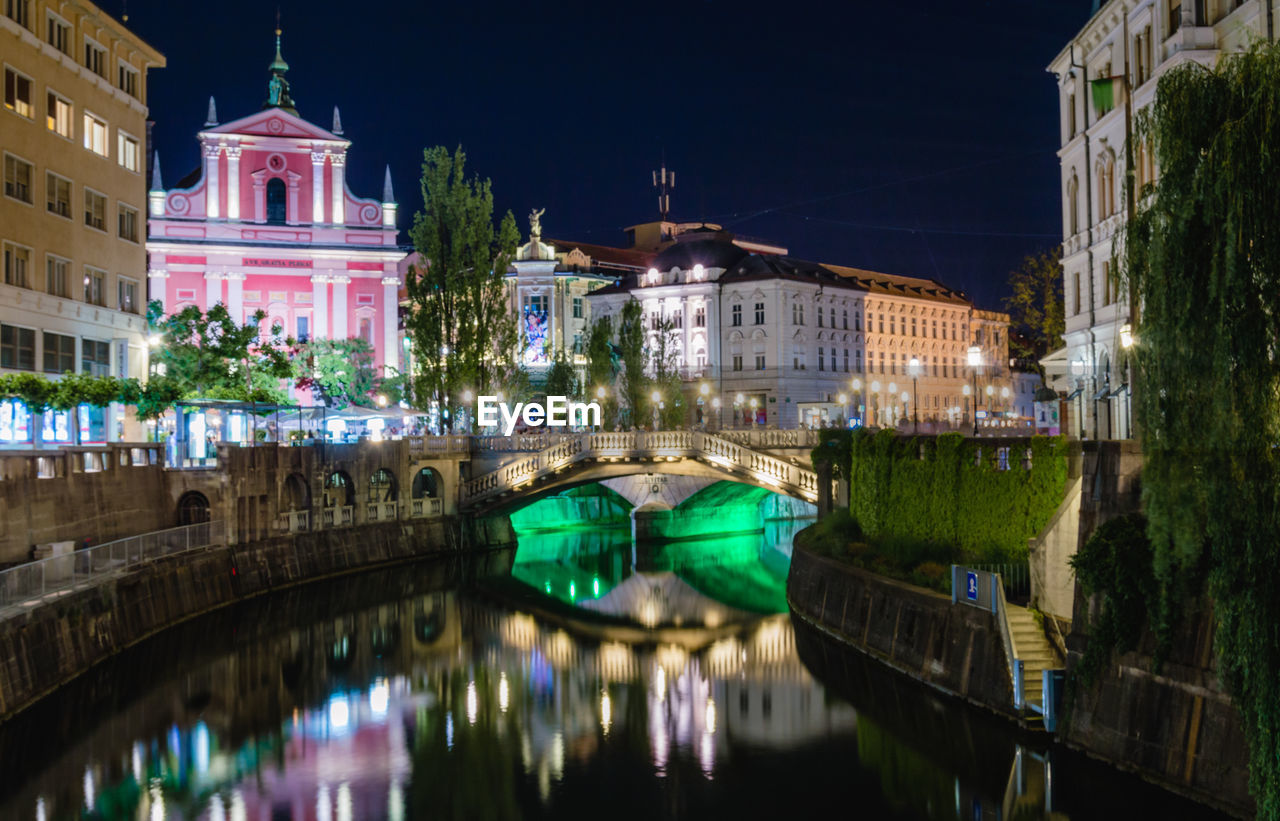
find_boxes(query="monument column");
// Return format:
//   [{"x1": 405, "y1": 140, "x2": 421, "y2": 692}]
[
  {"x1": 225, "y1": 145, "x2": 242, "y2": 220},
  {"x1": 226, "y1": 271, "x2": 245, "y2": 322},
  {"x1": 204, "y1": 144, "x2": 222, "y2": 219}
]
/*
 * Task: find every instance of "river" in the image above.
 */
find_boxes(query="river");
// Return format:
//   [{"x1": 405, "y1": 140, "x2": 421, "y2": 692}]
[{"x1": 0, "y1": 494, "x2": 1229, "y2": 820}]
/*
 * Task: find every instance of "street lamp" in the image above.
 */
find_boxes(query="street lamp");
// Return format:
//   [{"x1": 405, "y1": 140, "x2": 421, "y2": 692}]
[
  {"x1": 651, "y1": 389, "x2": 661, "y2": 430},
  {"x1": 837, "y1": 392, "x2": 848, "y2": 427},
  {"x1": 967, "y1": 345, "x2": 983, "y2": 436},
  {"x1": 851, "y1": 377, "x2": 863, "y2": 428},
  {"x1": 462, "y1": 389, "x2": 474, "y2": 433},
  {"x1": 712, "y1": 396, "x2": 722, "y2": 430},
  {"x1": 908, "y1": 357, "x2": 921, "y2": 433},
  {"x1": 735, "y1": 392, "x2": 745, "y2": 428},
  {"x1": 1120, "y1": 323, "x2": 1135, "y2": 438},
  {"x1": 1000, "y1": 386, "x2": 1010, "y2": 419},
  {"x1": 749, "y1": 397, "x2": 759, "y2": 429}
]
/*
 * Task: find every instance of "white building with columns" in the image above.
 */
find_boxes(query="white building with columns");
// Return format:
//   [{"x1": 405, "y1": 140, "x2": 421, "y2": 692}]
[
  {"x1": 145, "y1": 31, "x2": 403, "y2": 391},
  {"x1": 1047, "y1": 0, "x2": 1274, "y2": 438}
]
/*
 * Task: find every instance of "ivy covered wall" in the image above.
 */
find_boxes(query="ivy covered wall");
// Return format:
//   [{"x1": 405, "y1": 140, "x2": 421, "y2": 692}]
[{"x1": 836, "y1": 429, "x2": 1068, "y2": 563}]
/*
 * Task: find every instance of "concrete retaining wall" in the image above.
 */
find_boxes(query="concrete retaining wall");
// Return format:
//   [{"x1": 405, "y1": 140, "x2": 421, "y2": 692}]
[
  {"x1": 0, "y1": 516, "x2": 515, "y2": 722},
  {"x1": 786, "y1": 545, "x2": 1014, "y2": 717}
]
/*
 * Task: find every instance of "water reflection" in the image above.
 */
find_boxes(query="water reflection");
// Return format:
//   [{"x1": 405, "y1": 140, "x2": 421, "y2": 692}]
[{"x1": 0, "y1": 501, "x2": 1229, "y2": 820}]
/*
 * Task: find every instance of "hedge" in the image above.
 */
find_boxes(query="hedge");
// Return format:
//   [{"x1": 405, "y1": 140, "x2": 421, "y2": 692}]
[{"x1": 826, "y1": 428, "x2": 1068, "y2": 563}]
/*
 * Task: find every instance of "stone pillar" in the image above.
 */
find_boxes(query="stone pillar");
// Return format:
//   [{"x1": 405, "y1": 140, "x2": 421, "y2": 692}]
[
  {"x1": 310, "y1": 151, "x2": 326, "y2": 223},
  {"x1": 331, "y1": 153, "x2": 346, "y2": 225},
  {"x1": 382, "y1": 276, "x2": 399, "y2": 375},
  {"x1": 148, "y1": 268, "x2": 168, "y2": 313},
  {"x1": 312, "y1": 274, "x2": 330, "y2": 338},
  {"x1": 225, "y1": 145, "x2": 242, "y2": 220},
  {"x1": 226, "y1": 271, "x2": 245, "y2": 322},
  {"x1": 204, "y1": 144, "x2": 221, "y2": 219},
  {"x1": 204, "y1": 270, "x2": 224, "y2": 309},
  {"x1": 332, "y1": 275, "x2": 349, "y2": 339}
]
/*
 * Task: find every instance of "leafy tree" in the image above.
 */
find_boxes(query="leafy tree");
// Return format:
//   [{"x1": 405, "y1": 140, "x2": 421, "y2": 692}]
[
  {"x1": 405, "y1": 146, "x2": 520, "y2": 431},
  {"x1": 583, "y1": 314, "x2": 619, "y2": 428},
  {"x1": 542, "y1": 352, "x2": 578, "y2": 400},
  {"x1": 1002, "y1": 248, "x2": 1065, "y2": 372},
  {"x1": 1122, "y1": 43, "x2": 1280, "y2": 815},
  {"x1": 648, "y1": 315, "x2": 685, "y2": 429},
  {"x1": 293, "y1": 337, "x2": 380, "y2": 408},
  {"x1": 147, "y1": 300, "x2": 292, "y2": 403},
  {"x1": 616, "y1": 299, "x2": 648, "y2": 429}
]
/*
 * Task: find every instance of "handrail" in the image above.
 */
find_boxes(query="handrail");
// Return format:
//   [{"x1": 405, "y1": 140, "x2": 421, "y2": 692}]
[
  {"x1": 0, "y1": 520, "x2": 225, "y2": 613},
  {"x1": 992, "y1": 576, "x2": 1023, "y2": 710}
]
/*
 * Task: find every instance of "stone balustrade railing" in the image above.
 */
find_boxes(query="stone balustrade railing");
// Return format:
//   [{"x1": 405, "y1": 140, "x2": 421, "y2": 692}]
[{"x1": 460, "y1": 430, "x2": 821, "y2": 508}]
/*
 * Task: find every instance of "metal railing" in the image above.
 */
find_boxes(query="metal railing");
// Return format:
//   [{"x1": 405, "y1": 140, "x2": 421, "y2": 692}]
[
  {"x1": 0, "y1": 521, "x2": 224, "y2": 612},
  {"x1": 972, "y1": 562, "x2": 1030, "y2": 600}
]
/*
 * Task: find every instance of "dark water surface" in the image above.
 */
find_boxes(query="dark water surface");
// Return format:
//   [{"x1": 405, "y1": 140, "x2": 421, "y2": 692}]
[{"x1": 0, "y1": 512, "x2": 1229, "y2": 820}]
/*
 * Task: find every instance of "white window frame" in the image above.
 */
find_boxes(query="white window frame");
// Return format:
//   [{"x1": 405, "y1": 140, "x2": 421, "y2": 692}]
[
  {"x1": 83, "y1": 110, "x2": 108, "y2": 157},
  {"x1": 2, "y1": 241, "x2": 33, "y2": 288},
  {"x1": 46, "y1": 88, "x2": 72, "y2": 140},
  {"x1": 83, "y1": 186, "x2": 107, "y2": 232},
  {"x1": 83, "y1": 35, "x2": 106, "y2": 78},
  {"x1": 45, "y1": 169, "x2": 71, "y2": 219},
  {"x1": 116, "y1": 58, "x2": 138, "y2": 99},
  {"x1": 117, "y1": 275, "x2": 139, "y2": 314},
  {"x1": 3, "y1": 64, "x2": 34, "y2": 120},
  {"x1": 116, "y1": 129, "x2": 139, "y2": 172},
  {"x1": 83, "y1": 266, "x2": 106, "y2": 306},
  {"x1": 45, "y1": 253, "x2": 70, "y2": 298},
  {"x1": 45, "y1": 9, "x2": 71, "y2": 54},
  {"x1": 117, "y1": 201, "x2": 139, "y2": 243},
  {"x1": 3, "y1": 151, "x2": 34, "y2": 206}
]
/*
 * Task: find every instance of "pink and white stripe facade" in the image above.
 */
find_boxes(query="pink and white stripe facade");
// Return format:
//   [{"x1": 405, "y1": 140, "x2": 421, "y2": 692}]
[{"x1": 146, "y1": 107, "x2": 404, "y2": 376}]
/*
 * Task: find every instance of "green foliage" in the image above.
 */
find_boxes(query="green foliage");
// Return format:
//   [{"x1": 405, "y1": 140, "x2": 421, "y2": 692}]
[
  {"x1": 648, "y1": 314, "x2": 684, "y2": 428},
  {"x1": 583, "y1": 314, "x2": 620, "y2": 428},
  {"x1": 843, "y1": 429, "x2": 1068, "y2": 564},
  {"x1": 811, "y1": 428, "x2": 853, "y2": 480},
  {"x1": 1122, "y1": 43, "x2": 1280, "y2": 813},
  {"x1": 616, "y1": 299, "x2": 648, "y2": 428},
  {"x1": 1068, "y1": 514, "x2": 1160, "y2": 690},
  {"x1": 148, "y1": 300, "x2": 292, "y2": 403},
  {"x1": 405, "y1": 145, "x2": 520, "y2": 431},
  {"x1": 1003, "y1": 248, "x2": 1065, "y2": 371},
  {"x1": 293, "y1": 337, "x2": 381, "y2": 408},
  {"x1": 795, "y1": 509, "x2": 956, "y2": 594},
  {"x1": 0, "y1": 372, "x2": 180, "y2": 421},
  {"x1": 542, "y1": 352, "x2": 579, "y2": 399}
]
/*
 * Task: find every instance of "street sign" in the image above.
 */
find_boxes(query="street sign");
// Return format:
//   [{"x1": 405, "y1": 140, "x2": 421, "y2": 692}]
[
  {"x1": 966, "y1": 571, "x2": 978, "y2": 602},
  {"x1": 952, "y1": 565, "x2": 999, "y2": 613}
]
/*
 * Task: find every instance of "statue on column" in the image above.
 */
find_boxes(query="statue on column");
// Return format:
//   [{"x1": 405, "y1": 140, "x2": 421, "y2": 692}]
[{"x1": 529, "y1": 207, "x2": 545, "y2": 239}]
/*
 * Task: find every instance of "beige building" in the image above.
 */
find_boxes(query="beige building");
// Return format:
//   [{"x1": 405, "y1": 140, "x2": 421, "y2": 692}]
[
  {"x1": 1047, "y1": 0, "x2": 1273, "y2": 439},
  {"x1": 0, "y1": 0, "x2": 163, "y2": 444}
]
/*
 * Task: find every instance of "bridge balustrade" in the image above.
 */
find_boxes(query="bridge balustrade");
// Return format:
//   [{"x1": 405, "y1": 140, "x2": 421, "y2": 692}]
[
  {"x1": 279, "y1": 509, "x2": 310, "y2": 533},
  {"x1": 411, "y1": 497, "x2": 443, "y2": 518},
  {"x1": 321, "y1": 506, "x2": 354, "y2": 528},
  {"x1": 366, "y1": 501, "x2": 399, "y2": 522}
]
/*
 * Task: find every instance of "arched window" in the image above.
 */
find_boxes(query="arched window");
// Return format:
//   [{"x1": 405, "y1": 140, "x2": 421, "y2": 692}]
[
  {"x1": 1068, "y1": 172, "x2": 1080, "y2": 234},
  {"x1": 369, "y1": 468, "x2": 398, "y2": 503},
  {"x1": 266, "y1": 178, "x2": 286, "y2": 224},
  {"x1": 411, "y1": 467, "x2": 441, "y2": 499},
  {"x1": 359, "y1": 317, "x2": 373, "y2": 345}
]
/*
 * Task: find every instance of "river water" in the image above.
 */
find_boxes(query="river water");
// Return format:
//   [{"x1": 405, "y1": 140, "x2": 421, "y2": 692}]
[{"x1": 0, "y1": 501, "x2": 1229, "y2": 820}]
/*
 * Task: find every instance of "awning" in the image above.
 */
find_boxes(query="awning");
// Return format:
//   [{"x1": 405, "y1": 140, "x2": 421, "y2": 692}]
[
  {"x1": 1108, "y1": 383, "x2": 1129, "y2": 398},
  {"x1": 1093, "y1": 386, "x2": 1112, "y2": 401},
  {"x1": 1066, "y1": 388, "x2": 1083, "y2": 401}
]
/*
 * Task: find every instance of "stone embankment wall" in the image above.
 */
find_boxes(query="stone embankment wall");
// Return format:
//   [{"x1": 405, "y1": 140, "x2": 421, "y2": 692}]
[
  {"x1": 786, "y1": 545, "x2": 1013, "y2": 716},
  {"x1": 1061, "y1": 440, "x2": 1252, "y2": 818},
  {"x1": 0, "y1": 516, "x2": 516, "y2": 722},
  {"x1": 0, "y1": 445, "x2": 169, "y2": 566}
]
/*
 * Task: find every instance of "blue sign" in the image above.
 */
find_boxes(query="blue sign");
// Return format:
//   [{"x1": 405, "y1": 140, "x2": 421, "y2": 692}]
[
  {"x1": 847, "y1": 417, "x2": 863, "y2": 429},
  {"x1": 966, "y1": 571, "x2": 979, "y2": 602}
]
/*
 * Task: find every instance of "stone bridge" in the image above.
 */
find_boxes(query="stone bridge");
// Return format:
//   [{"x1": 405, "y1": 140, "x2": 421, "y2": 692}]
[{"x1": 461, "y1": 430, "x2": 822, "y2": 514}]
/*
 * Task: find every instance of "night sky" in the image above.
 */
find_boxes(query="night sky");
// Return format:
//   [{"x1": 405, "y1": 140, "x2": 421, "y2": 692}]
[{"x1": 114, "y1": 0, "x2": 1091, "y2": 310}]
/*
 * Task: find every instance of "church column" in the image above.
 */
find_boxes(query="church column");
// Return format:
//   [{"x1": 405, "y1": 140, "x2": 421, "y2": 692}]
[
  {"x1": 204, "y1": 270, "x2": 224, "y2": 309},
  {"x1": 225, "y1": 145, "x2": 242, "y2": 220},
  {"x1": 310, "y1": 151, "x2": 326, "y2": 223},
  {"x1": 226, "y1": 271, "x2": 245, "y2": 322},
  {"x1": 331, "y1": 153, "x2": 346, "y2": 225},
  {"x1": 147, "y1": 268, "x2": 168, "y2": 313},
  {"x1": 382, "y1": 277, "x2": 399, "y2": 376},
  {"x1": 312, "y1": 274, "x2": 330, "y2": 339},
  {"x1": 204, "y1": 144, "x2": 222, "y2": 219},
  {"x1": 332, "y1": 275, "x2": 349, "y2": 339}
]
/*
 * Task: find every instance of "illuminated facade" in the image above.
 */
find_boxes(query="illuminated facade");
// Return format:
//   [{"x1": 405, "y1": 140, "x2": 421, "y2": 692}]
[
  {"x1": 0, "y1": 0, "x2": 164, "y2": 444},
  {"x1": 1048, "y1": 0, "x2": 1273, "y2": 438},
  {"x1": 146, "y1": 30, "x2": 403, "y2": 389}
]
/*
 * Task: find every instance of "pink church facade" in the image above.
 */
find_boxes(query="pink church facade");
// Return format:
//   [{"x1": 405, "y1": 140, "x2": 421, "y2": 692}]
[{"x1": 145, "y1": 38, "x2": 403, "y2": 383}]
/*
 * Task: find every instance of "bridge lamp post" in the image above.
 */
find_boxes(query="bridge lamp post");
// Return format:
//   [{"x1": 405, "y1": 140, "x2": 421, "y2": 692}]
[
  {"x1": 712, "y1": 396, "x2": 722, "y2": 431},
  {"x1": 870, "y1": 381, "x2": 880, "y2": 428},
  {"x1": 651, "y1": 389, "x2": 662, "y2": 430},
  {"x1": 967, "y1": 345, "x2": 983, "y2": 436},
  {"x1": 908, "y1": 357, "x2": 921, "y2": 433},
  {"x1": 837, "y1": 393, "x2": 848, "y2": 427}
]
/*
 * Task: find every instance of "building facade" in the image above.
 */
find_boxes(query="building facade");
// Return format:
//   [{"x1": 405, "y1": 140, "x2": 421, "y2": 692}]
[
  {"x1": 588, "y1": 229, "x2": 1014, "y2": 430},
  {"x1": 1, "y1": 0, "x2": 164, "y2": 445},
  {"x1": 146, "y1": 31, "x2": 402, "y2": 391},
  {"x1": 1048, "y1": 0, "x2": 1273, "y2": 439}
]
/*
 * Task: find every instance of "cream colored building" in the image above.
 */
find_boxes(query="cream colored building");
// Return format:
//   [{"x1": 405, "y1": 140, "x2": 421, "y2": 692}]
[
  {"x1": 1048, "y1": 0, "x2": 1272, "y2": 439},
  {"x1": 0, "y1": 0, "x2": 162, "y2": 444}
]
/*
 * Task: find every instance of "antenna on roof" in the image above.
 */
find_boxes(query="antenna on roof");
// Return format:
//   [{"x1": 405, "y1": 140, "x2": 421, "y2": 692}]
[{"x1": 652, "y1": 153, "x2": 674, "y2": 222}]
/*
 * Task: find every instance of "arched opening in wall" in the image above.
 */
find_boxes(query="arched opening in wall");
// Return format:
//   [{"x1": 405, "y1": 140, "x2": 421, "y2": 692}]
[
  {"x1": 358, "y1": 317, "x2": 373, "y2": 346},
  {"x1": 369, "y1": 468, "x2": 398, "y2": 503},
  {"x1": 282, "y1": 472, "x2": 310, "y2": 511},
  {"x1": 411, "y1": 467, "x2": 441, "y2": 499},
  {"x1": 328, "y1": 631, "x2": 355, "y2": 672},
  {"x1": 413, "y1": 593, "x2": 447, "y2": 644},
  {"x1": 370, "y1": 619, "x2": 400, "y2": 658},
  {"x1": 266, "y1": 178, "x2": 286, "y2": 224},
  {"x1": 177, "y1": 491, "x2": 211, "y2": 525},
  {"x1": 324, "y1": 470, "x2": 354, "y2": 507}
]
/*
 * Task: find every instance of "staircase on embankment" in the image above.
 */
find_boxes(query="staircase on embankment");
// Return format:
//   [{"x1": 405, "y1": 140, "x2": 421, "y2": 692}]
[{"x1": 1004, "y1": 603, "x2": 1062, "y2": 716}]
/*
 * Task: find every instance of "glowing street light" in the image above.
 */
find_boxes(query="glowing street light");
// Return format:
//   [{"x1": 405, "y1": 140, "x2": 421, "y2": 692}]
[
  {"x1": 851, "y1": 377, "x2": 863, "y2": 428},
  {"x1": 967, "y1": 346, "x2": 983, "y2": 436},
  {"x1": 908, "y1": 356, "x2": 921, "y2": 433},
  {"x1": 1119, "y1": 322, "x2": 1135, "y2": 350}
]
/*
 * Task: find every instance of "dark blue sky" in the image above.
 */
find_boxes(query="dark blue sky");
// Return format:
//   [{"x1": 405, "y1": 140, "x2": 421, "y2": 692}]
[{"x1": 116, "y1": 0, "x2": 1090, "y2": 310}]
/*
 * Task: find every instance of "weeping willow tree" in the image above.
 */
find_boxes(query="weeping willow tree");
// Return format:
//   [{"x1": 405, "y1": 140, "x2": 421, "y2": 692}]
[{"x1": 1125, "y1": 42, "x2": 1280, "y2": 814}]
